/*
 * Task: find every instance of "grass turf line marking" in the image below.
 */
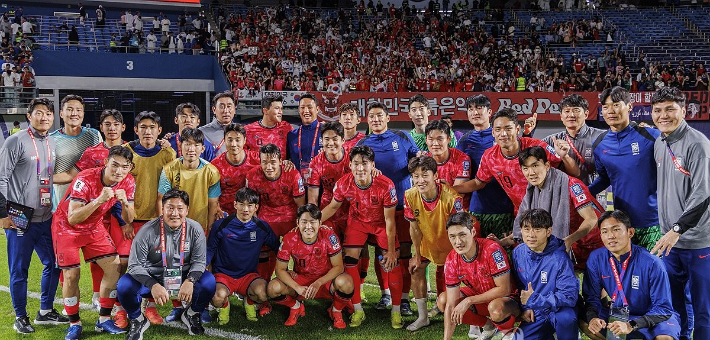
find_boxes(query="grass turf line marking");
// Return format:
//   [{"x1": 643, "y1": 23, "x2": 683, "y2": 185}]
[{"x1": 0, "y1": 285, "x2": 262, "y2": 340}]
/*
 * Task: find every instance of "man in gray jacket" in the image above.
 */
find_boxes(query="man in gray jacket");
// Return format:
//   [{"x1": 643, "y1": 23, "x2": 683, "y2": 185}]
[
  {"x1": 117, "y1": 189, "x2": 215, "y2": 339},
  {"x1": 651, "y1": 86, "x2": 710, "y2": 340}
]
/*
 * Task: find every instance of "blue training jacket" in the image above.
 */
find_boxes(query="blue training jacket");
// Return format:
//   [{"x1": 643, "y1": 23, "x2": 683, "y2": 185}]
[
  {"x1": 589, "y1": 123, "x2": 660, "y2": 228},
  {"x1": 206, "y1": 216, "x2": 280, "y2": 278},
  {"x1": 357, "y1": 130, "x2": 419, "y2": 209},
  {"x1": 512, "y1": 236, "x2": 578, "y2": 316},
  {"x1": 582, "y1": 244, "x2": 675, "y2": 322}
]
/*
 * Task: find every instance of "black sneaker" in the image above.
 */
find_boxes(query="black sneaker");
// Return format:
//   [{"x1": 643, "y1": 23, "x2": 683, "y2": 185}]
[
  {"x1": 13, "y1": 316, "x2": 35, "y2": 334},
  {"x1": 180, "y1": 309, "x2": 204, "y2": 336},
  {"x1": 34, "y1": 309, "x2": 70, "y2": 325},
  {"x1": 126, "y1": 316, "x2": 150, "y2": 340}
]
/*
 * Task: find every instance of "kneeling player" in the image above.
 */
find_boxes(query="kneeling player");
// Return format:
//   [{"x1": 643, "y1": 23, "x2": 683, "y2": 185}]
[
  {"x1": 207, "y1": 187, "x2": 280, "y2": 325},
  {"x1": 267, "y1": 204, "x2": 354, "y2": 328},
  {"x1": 439, "y1": 212, "x2": 521, "y2": 340},
  {"x1": 52, "y1": 146, "x2": 136, "y2": 339}
]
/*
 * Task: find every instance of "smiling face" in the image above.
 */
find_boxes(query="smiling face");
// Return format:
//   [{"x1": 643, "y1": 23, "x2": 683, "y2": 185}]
[
  {"x1": 599, "y1": 217, "x2": 634, "y2": 256},
  {"x1": 467, "y1": 105, "x2": 492, "y2": 128},
  {"x1": 520, "y1": 222, "x2": 551, "y2": 253},
  {"x1": 426, "y1": 129, "x2": 451, "y2": 158},
  {"x1": 560, "y1": 106, "x2": 589, "y2": 132},
  {"x1": 263, "y1": 101, "x2": 284, "y2": 123},
  {"x1": 100, "y1": 116, "x2": 125, "y2": 143},
  {"x1": 260, "y1": 152, "x2": 281, "y2": 180},
  {"x1": 410, "y1": 167, "x2": 437, "y2": 195},
  {"x1": 224, "y1": 130, "x2": 246, "y2": 158},
  {"x1": 297, "y1": 213, "x2": 321, "y2": 242},
  {"x1": 298, "y1": 98, "x2": 318, "y2": 125},
  {"x1": 103, "y1": 155, "x2": 133, "y2": 185},
  {"x1": 180, "y1": 137, "x2": 205, "y2": 163},
  {"x1": 162, "y1": 197, "x2": 188, "y2": 229},
  {"x1": 321, "y1": 130, "x2": 344, "y2": 158},
  {"x1": 652, "y1": 100, "x2": 685, "y2": 136},
  {"x1": 60, "y1": 99, "x2": 85, "y2": 129},
  {"x1": 520, "y1": 155, "x2": 550, "y2": 188},
  {"x1": 175, "y1": 107, "x2": 200, "y2": 131},
  {"x1": 367, "y1": 107, "x2": 389, "y2": 134},
  {"x1": 27, "y1": 104, "x2": 54, "y2": 134},
  {"x1": 448, "y1": 224, "x2": 475, "y2": 256},
  {"x1": 492, "y1": 116, "x2": 520, "y2": 150},
  {"x1": 350, "y1": 154, "x2": 374, "y2": 184}
]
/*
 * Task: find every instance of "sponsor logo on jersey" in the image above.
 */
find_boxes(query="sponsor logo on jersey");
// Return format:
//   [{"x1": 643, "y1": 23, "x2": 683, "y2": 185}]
[
  {"x1": 329, "y1": 234, "x2": 340, "y2": 250},
  {"x1": 632, "y1": 275, "x2": 639, "y2": 289},
  {"x1": 631, "y1": 142, "x2": 640, "y2": 155},
  {"x1": 73, "y1": 179, "x2": 86, "y2": 192},
  {"x1": 492, "y1": 250, "x2": 506, "y2": 270},
  {"x1": 541, "y1": 271, "x2": 548, "y2": 284}
]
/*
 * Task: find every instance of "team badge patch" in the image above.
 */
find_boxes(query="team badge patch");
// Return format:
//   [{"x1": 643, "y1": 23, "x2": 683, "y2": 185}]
[
  {"x1": 631, "y1": 142, "x2": 640, "y2": 155},
  {"x1": 571, "y1": 184, "x2": 587, "y2": 203},
  {"x1": 297, "y1": 178, "x2": 305, "y2": 192},
  {"x1": 454, "y1": 198, "x2": 463, "y2": 212},
  {"x1": 389, "y1": 188, "x2": 397, "y2": 200},
  {"x1": 329, "y1": 234, "x2": 340, "y2": 250},
  {"x1": 492, "y1": 250, "x2": 507, "y2": 270},
  {"x1": 632, "y1": 275, "x2": 639, "y2": 289},
  {"x1": 462, "y1": 161, "x2": 471, "y2": 177},
  {"x1": 545, "y1": 144, "x2": 558, "y2": 156},
  {"x1": 541, "y1": 271, "x2": 548, "y2": 284},
  {"x1": 73, "y1": 179, "x2": 85, "y2": 192}
]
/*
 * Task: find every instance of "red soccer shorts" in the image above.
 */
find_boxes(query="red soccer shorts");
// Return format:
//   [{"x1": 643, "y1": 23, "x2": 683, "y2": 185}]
[
  {"x1": 322, "y1": 218, "x2": 346, "y2": 242},
  {"x1": 54, "y1": 231, "x2": 117, "y2": 269},
  {"x1": 343, "y1": 218, "x2": 399, "y2": 251},
  {"x1": 395, "y1": 209, "x2": 412, "y2": 244},
  {"x1": 292, "y1": 273, "x2": 334, "y2": 300},
  {"x1": 460, "y1": 286, "x2": 520, "y2": 316},
  {"x1": 214, "y1": 272, "x2": 263, "y2": 296},
  {"x1": 268, "y1": 221, "x2": 297, "y2": 238},
  {"x1": 112, "y1": 220, "x2": 147, "y2": 258}
]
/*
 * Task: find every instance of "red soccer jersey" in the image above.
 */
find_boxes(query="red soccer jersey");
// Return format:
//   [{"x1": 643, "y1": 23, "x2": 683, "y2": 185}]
[
  {"x1": 332, "y1": 173, "x2": 397, "y2": 224},
  {"x1": 444, "y1": 238, "x2": 511, "y2": 296},
  {"x1": 476, "y1": 137, "x2": 562, "y2": 214},
  {"x1": 53, "y1": 167, "x2": 135, "y2": 235},
  {"x1": 244, "y1": 120, "x2": 292, "y2": 159},
  {"x1": 75, "y1": 142, "x2": 121, "y2": 172},
  {"x1": 307, "y1": 150, "x2": 350, "y2": 221},
  {"x1": 568, "y1": 176, "x2": 604, "y2": 247},
  {"x1": 210, "y1": 151, "x2": 260, "y2": 214},
  {"x1": 343, "y1": 132, "x2": 366, "y2": 151},
  {"x1": 246, "y1": 166, "x2": 305, "y2": 224},
  {"x1": 277, "y1": 226, "x2": 342, "y2": 279},
  {"x1": 425, "y1": 148, "x2": 471, "y2": 185}
]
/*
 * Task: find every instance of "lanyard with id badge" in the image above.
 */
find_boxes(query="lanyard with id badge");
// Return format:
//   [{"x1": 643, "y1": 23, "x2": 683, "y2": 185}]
[
  {"x1": 28, "y1": 128, "x2": 52, "y2": 207},
  {"x1": 298, "y1": 121, "x2": 319, "y2": 182},
  {"x1": 607, "y1": 248, "x2": 632, "y2": 340},
  {"x1": 161, "y1": 218, "x2": 187, "y2": 297}
]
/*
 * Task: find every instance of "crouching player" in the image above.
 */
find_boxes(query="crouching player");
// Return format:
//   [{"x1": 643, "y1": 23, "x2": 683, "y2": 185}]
[
  {"x1": 207, "y1": 187, "x2": 280, "y2": 325},
  {"x1": 440, "y1": 212, "x2": 521, "y2": 340},
  {"x1": 267, "y1": 204, "x2": 354, "y2": 328}
]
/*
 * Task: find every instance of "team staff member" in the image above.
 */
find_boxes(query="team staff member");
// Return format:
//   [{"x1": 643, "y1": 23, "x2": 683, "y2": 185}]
[
  {"x1": 167, "y1": 103, "x2": 216, "y2": 161},
  {"x1": 408, "y1": 94, "x2": 456, "y2": 151},
  {"x1": 339, "y1": 103, "x2": 365, "y2": 150},
  {"x1": 245, "y1": 95, "x2": 292, "y2": 158},
  {"x1": 200, "y1": 91, "x2": 237, "y2": 155},
  {"x1": 210, "y1": 123, "x2": 259, "y2": 215},
  {"x1": 589, "y1": 86, "x2": 662, "y2": 250},
  {"x1": 512, "y1": 209, "x2": 579, "y2": 340},
  {"x1": 52, "y1": 146, "x2": 135, "y2": 339},
  {"x1": 0, "y1": 98, "x2": 67, "y2": 334},
  {"x1": 118, "y1": 189, "x2": 216, "y2": 339},
  {"x1": 287, "y1": 93, "x2": 323, "y2": 182},
  {"x1": 583, "y1": 210, "x2": 680, "y2": 340},
  {"x1": 650, "y1": 87, "x2": 710, "y2": 340}
]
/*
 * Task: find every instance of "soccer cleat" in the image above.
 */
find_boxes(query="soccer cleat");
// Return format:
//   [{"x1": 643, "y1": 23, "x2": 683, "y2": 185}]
[
  {"x1": 144, "y1": 306, "x2": 163, "y2": 324},
  {"x1": 165, "y1": 307, "x2": 183, "y2": 322},
  {"x1": 13, "y1": 316, "x2": 35, "y2": 334},
  {"x1": 258, "y1": 301, "x2": 272, "y2": 316},
  {"x1": 349, "y1": 310, "x2": 365, "y2": 327},
  {"x1": 428, "y1": 306, "x2": 441, "y2": 318},
  {"x1": 114, "y1": 310, "x2": 128, "y2": 329},
  {"x1": 375, "y1": 294, "x2": 392, "y2": 310},
  {"x1": 181, "y1": 310, "x2": 205, "y2": 335},
  {"x1": 468, "y1": 325, "x2": 481, "y2": 339},
  {"x1": 126, "y1": 316, "x2": 150, "y2": 340},
  {"x1": 244, "y1": 301, "x2": 258, "y2": 322},
  {"x1": 64, "y1": 324, "x2": 83, "y2": 340},
  {"x1": 478, "y1": 320, "x2": 498, "y2": 340},
  {"x1": 400, "y1": 300, "x2": 413, "y2": 316},
  {"x1": 284, "y1": 303, "x2": 305, "y2": 326},
  {"x1": 95, "y1": 319, "x2": 126, "y2": 334},
  {"x1": 218, "y1": 302, "x2": 231, "y2": 325},
  {"x1": 34, "y1": 309, "x2": 70, "y2": 325},
  {"x1": 328, "y1": 308, "x2": 346, "y2": 329},
  {"x1": 201, "y1": 309, "x2": 212, "y2": 323},
  {"x1": 391, "y1": 311, "x2": 403, "y2": 329}
]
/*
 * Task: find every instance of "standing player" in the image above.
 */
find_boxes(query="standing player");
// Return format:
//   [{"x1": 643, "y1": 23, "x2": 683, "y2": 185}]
[
  {"x1": 404, "y1": 156, "x2": 464, "y2": 331},
  {"x1": 287, "y1": 93, "x2": 322, "y2": 184},
  {"x1": 356, "y1": 101, "x2": 419, "y2": 315},
  {"x1": 424, "y1": 120, "x2": 470, "y2": 187},
  {"x1": 439, "y1": 212, "x2": 521, "y2": 340},
  {"x1": 167, "y1": 102, "x2": 216, "y2": 161},
  {"x1": 200, "y1": 91, "x2": 236, "y2": 156},
  {"x1": 320, "y1": 145, "x2": 404, "y2": 329},
  {"x1": 339, "y1": 103, "x2": 365, "y2": 150},
  {"x1": 210, "y1": 123, "x2": 259, "y2": 215},
  {"x1": 408, "y1": 94, "x2": 456, "y2": 151},
  {"x1": 207, "y1": 188, "x2": 280, "y2": 325},
  {"x1": 268, "y1": 204, "x2": 354, "y2": 329},
  {"x1": 589, "y1": 86, "x2": 661, "y2": 250},
  {"x1": 52, "y1": 146, "x2": 135, "y2": 339},
  {"x1": 245, "y1": 95, "x2": 292, "y2": 158}
]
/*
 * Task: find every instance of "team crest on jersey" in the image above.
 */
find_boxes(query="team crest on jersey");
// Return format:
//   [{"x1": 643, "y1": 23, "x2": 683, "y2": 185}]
[
  {"x1": 492, "y1": 250, "x2": 506, "y2": 270},
  {"x1": 392, "y1": 141, "x2": 399, "y2": 151},
  {"x1": 631, "y1": 142, "x2": 640, "y2": 155},
  {"x1": 73, "y1": 179, "x2": 85, "y2": 192},
  {"x1": 541, "y1": 271, "x2": 548, "y2": 284},
  {"x1": 571, "y1": 184, "x2": 587, "y2": 203},
  {"x1": 371, "y1": 195, "x2": 380, "y2": 205},
  {"x1": 329, "y1": 234, "x2": 340, "y2": 250},
  {"x1": 584, "y1": 148, "x2": 592, "y2": 158},
  {"x1": 632, "y1": 275, "x2": 639, "y2": 289},
  {"x1": 281, "y1": 186, "x2": 289, "y2": 194},
  {"x1": 250, "y1": 231, "x2": 257, "y2": 242}
]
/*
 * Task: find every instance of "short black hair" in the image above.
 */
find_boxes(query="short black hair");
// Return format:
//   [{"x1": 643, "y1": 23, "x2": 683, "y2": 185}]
[
  {"x1": 321, "y1": 121, "x2": 344, "y2": 138},
  {"x1": 600, "y1": 86, "x2": 631, "y2": 105},
  {"x1": 175, "y1": 102, "x2": 201, "y2": 118},
  {"x1": 135, "y1": 111, "x2": 161, "y2": 126},
  {"x1": 349, "y1": 145, "x2": 375, "y2": 162},
  {"x1": 598, "y1": 210, "x2": 632, "y2": 230},
  {"x1": 425, "y1": 120, "x2": 451, "y2": 137},
  {"x1": 60, "y1": 94, "x2": 84, "y2": 109},
  {"x1": 212, "y1": 91, "x2": 236, "y2": 107},
  {"x1": 235, "y1": 187, "x2": 259, "y2": 204},
  {"x1": 259, "y1": 143, "x2": 281, "y2": 158},
  {"x1": 651, "y1": 86, "x2": 685, "y2": 107},
  {"x1": 299, "y1": 93, "x2": 318, "y2": 106},
  {"x1": 162, "y1": 188, "x2": 190, "y2": 206},
  {"x1": 446, "y1": 211, "x2": 477, "y2": 231},
  {"x1": 466, "y1": 94, "x2": 491, "y2": 109},
  {"x1": 107, "y1": 145, "x2": 134, "y2": 164},
  {"x1": 518, "y1": 146, "x2": 548, "y2": 166},
  {"x1": 28, "y1": 98, "x2": 54, "y2": 113},
  {"x1": 518, "y1": 209, "x2": 553, "y2": 229},
  {"x1": 409, "y1": 94, "x2": 429, "y2": 108},
  {"x1": 223, "y1": 122, "x2": 246, "y2": 138},
  {"x1": 367, "y1": 101, "x2": 388, "y2": 115},
  {"x1": 491, "y1": 107, "x2": 518, "y2": 126},
  {"x1": 13, "y1": 121, "x2": 19, "y2": 126},
  {"x1": 407, "y1": 156, "x2": 438, "y2": 174},
  {"x1": 179, "y1": 127, "x2": 205, "y2": 145},
  {"x1": 297, "y1": 203, "x2": 322, "y2": 221},
  {"x1": 99, "y1": 109, "x2": 124, "y2": 124},
  {"x1": 560, "y1": 94, "x2": 589, "y2": 111},
  {"x1": 262, "y1": 95, "x2": 284, "y2": 110}
]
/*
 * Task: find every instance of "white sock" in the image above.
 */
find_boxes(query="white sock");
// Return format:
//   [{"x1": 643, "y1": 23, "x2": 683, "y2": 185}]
[
  {"x1": 71, "y1": 320, "x2": 82, "y2": 326},
  {"x1": 292, "y1": 301, "x2": 301, "y2": 309},
  {"x1": 99, "y1": 316, "x2": 110, "y2": 323},
  {"x1": 353, "y1": 303, "x2": 364, "y2": 311},
  {"x1": 115, "y1": 304, "x2": 124, "y2": 311},
  {"x1": 92, "y1": 292, "x2": 100, "y2": 300},
  {"x1": 402, "y1": 293, "x2": 409, "y2": 301},
  {"x1": 391, "y1": 305, "x2": 400, "y2": 313},
  {"x1": 415, "y1": 298, "x2": 427, "y2": 319},
  {"x1": 135, "y1": 315, "x2": 145, "y2": 323},
  {"x1": 359, "y1": 283, "x2": 364, "y2": 292},
  {"x1": 39, "y1": 309, "x2": 52, "y2": 316},
  {"x1": 381, "y1": 289, "x2": 390, "y2": 296},
  {"x1": 186, "y1": 308, "x2": 198, "y2": 316}
]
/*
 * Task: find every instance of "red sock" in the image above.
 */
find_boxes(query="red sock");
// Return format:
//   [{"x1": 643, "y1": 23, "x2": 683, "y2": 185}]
[
  {"x1": 462, "y1": 310, "x2": 488, "y2": 327},
  {"x1": 64, "y1": 298, "x2": 80, "y2": 322},
  {"x1": 172, "y1": 299, "x2": 182, "y2": 308},
  {"x1": 436, "y1": 266, "x2": 445, "y2": 296},
  {"x1": 358, "y1": 257, "x2": 369, "y2": 284},
  {"x1": 493, "y1": 315, "x2": 517, "y2": 333},
  {"x1": 332, "y1": 291, "x2": 351, "y2": 311},
  {"x1": 273, "y1": 295, "x2": 297, "y2": 308},
  {"x1": 345, "y1": 264, "x2": 362, "y2": 305},
  {"x1": 257, "y1": 253, "x2": 277, "y2": 281},
  {"x1": 388, "y1": 263, "x2": 402, "y2": 307},
  {"x1": 99, "y1": 297, "x2": 116, "y2": 317},
  {"x1": 59, "y1": 271, "x2": 64, "y2": 287},
  {"x1": 374, "y1": 258, "x2": 389, "y2": 291},
  {"x1": 90, "y1": 262, "x2": 103, "y2": 294},
  {"x1": 115, "y1": 301, "x2": 122, "y2": 308},
  {"x1": 400, "y1": 259, "x2": 411, "y2": 300}
]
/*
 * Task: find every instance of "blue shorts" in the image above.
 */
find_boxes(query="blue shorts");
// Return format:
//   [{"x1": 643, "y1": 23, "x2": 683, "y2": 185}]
[
  {"x1": 516, "y1": 306, "x2": 578, "y2": 340},
  {"x1": 600, "y1": 314, "x2": 681, "y2": 340}
]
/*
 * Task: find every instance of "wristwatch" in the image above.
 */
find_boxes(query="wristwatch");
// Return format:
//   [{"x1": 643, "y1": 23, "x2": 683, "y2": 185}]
[
  {"x1": 629, "y1": 320, "x2": 640, "y2": 331},
  {"x1": 672, "y1": 223, "x2": 682, "y2": 234}
]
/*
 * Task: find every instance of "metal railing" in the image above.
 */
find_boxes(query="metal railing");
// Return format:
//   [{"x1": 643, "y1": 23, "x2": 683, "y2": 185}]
[{"x1": 0, "y1": 86, "x2": 39, "y2": 110}]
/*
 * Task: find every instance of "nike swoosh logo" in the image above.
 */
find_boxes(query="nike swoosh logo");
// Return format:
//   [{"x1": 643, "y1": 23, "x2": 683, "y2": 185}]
[
  {"x1": 517, "y1": 268, "x2": 524, "y2": 271},
  {"x1": 699, "y1": 254, "x2": 710, "y2": 259},
  {"x1": 602, "y1": 275, "x2": 611, "y2": 279}
]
